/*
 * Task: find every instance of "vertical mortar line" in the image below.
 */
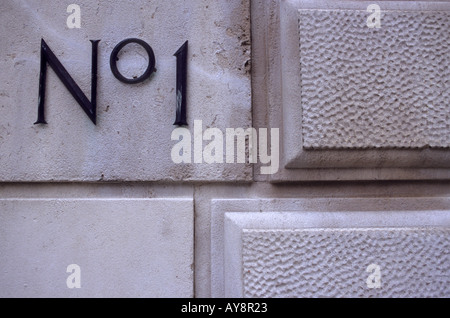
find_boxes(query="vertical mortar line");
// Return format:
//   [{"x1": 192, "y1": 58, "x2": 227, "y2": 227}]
[{"x1": 193, "y1": 183, "x2": 197, "y2": 298}]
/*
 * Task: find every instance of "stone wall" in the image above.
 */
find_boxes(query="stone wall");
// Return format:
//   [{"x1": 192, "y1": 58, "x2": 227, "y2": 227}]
[{"x1": 0, "y1": 0, "x2": 449, "y2": 298}]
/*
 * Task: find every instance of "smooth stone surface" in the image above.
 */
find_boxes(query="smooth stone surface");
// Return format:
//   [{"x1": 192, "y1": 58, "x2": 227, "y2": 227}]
[
  {"x1": 0, "y1": 0, "x2": 252, "y2": 182},
  {"x1": 0, "y1": 198, "x2": 194, "y2": 298}
]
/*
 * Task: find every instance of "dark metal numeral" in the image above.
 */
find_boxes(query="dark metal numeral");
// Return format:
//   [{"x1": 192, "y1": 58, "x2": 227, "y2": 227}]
[{"x1": 174, "y1": 41, "x2": 188, "y2": 126}]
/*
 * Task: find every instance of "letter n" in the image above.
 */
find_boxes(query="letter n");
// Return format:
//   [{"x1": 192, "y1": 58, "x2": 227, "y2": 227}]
[{"x1": 34, "y1": 39, "x2": 100, "y2": 125}]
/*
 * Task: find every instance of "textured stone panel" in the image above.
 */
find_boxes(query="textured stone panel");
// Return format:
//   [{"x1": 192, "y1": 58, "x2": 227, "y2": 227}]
[
  {"x1": 299, "y1": 9, "x2": 450, "y2": 150},
  {"x1": 0, "y1": 199, "x2": 193, "y2": 298},
  {"x1": 242, "y1": 228, "x2": 450, "y2": 298},
  {"x1": 212, "y1": 198, "x2": 450, "y2": 297}
]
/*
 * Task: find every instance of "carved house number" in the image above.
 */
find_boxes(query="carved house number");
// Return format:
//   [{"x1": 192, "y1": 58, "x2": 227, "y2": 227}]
[{"x1": 34, "y1": 37, "x2": 189, "y2": 127}]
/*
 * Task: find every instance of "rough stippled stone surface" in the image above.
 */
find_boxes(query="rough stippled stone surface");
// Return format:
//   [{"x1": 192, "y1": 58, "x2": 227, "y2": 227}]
[
  {"x1": 242, "y1": 228, "x2": 450, "y2": 298},
  {"x1": 299, "y1": 9, "x2": 450, "y2": 150},
  {"x1": 213, "y1": 199, "x2": 450, "y2": 298}
]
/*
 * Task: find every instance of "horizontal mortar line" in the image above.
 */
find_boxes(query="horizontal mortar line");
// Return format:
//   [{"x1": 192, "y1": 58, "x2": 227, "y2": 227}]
[
  {"x1": 0, "y1": 198, "x2": 193, "y2": 202},
  {"x1": 297, "y1": 9, "x2": 450, "y2": 13}
]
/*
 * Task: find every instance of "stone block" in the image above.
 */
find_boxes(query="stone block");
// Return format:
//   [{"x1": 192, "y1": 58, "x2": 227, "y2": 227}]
[
  {"x1": 0, "y1": 0, "x2": 252, "y2": 182},
  {"x1": 211, "y1": 197, "x2": 450, "y2": 297},
  {"x1": 252, "y1": 0, "x2": 450, "y2": 181},
  {"x1": 0, "y1": 198, "x2": 194, "y2": 298}
]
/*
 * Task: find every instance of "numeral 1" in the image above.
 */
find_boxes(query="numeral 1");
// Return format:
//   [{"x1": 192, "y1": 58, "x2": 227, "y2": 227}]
[{"x1": 174, "y1": 41, "x2": 188, "y2": 126}]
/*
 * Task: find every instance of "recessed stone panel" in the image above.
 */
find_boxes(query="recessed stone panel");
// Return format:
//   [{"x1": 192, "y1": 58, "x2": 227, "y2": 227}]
[
  {"x1": 243, "y1": 228, "x2": 449, "y2": 298},
  {"x1": 299, "y1": 9, "x2": 450, "y2": 150},
  {"x1": 253, "y1": 0, "x2": 450, "y2": 181},
  {"x1": 211, "y1": 198, "x2": 450, "y2": 297}
]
